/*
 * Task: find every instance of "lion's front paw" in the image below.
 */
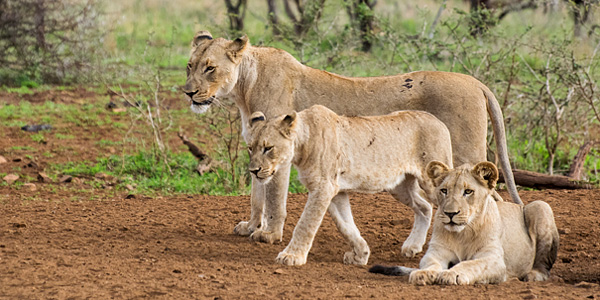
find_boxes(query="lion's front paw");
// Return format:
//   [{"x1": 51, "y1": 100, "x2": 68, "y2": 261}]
[
  {"x1": 524, "y1": 269, "x2": 549, "y2": 282},
  {"x1": 276, "y1": 251, "x2": 307, "y2": 266},
  {"x1": 437, "y1": 270, "x2": 469, "y2": 285},
  {"x1": 250, "y1": 229, "x2": 282, "y2": 244},
  {"x1": 401, "y1": 243, "x2": 423, "y2": 258},
  {"x1": 409, "y1": 269, "x2": 439, "y2": 285},
  {"x1": 233, "y1": 221, "x2": 256, "y2": 236},
  {"x1": 343, "y1": 249, "x2": 370, "y2": 265}
]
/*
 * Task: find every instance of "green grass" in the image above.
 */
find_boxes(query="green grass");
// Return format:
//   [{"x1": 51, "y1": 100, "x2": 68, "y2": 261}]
[{"x1": 51, "y1": 150, "x2": 308, "y2": 196}]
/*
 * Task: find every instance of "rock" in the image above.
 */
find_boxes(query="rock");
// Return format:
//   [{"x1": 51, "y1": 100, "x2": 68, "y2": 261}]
[
  {"x1": 106, "y1": 101, "x2": 117, "y2": 109},
  {"x1": 21, "y1": 124, "x2": 52, "y2": 132},
  {"x1": 390, "y1": 219, "x2": 402, "y2": 226},
  {"x1": 0, "y1": 155, "x2": 7, "y2": 164},
  {"x1": 273, "y1": 268, "x2": 285, "y2": 275},
  {"x1": 558, "y1": 228, "x2": 570, "y2": 235},
  {"x1": 111, "y1": 108, "x2": 127, "y2": 113},
  {"x1": 26, "y1": 161, "x2": 39, "y2": 169},
  {"x1": 23, "y1": 183, "x2": 37, "y2": 191},
  {"x1": 125, "y1": 184, "x2": 135, "y2": 191},
  {"x1": 59, "y1": 175, "x2": 73, "y2": 183},
  {"x1": 72, "y1": 177, "x2": 82, "y2": 184},
  {"x1": 38, "y1": 172, "x2": 52, "y2": 183},
  {"x1": 95, "y1": 172, "x2": 114, "y2": 181},
  {"x1": 576, "y1": 281, "x2": 600, "y2": 289},
  {"x1": 3, "y1": 174, "x2": 19, "y2": 184}
]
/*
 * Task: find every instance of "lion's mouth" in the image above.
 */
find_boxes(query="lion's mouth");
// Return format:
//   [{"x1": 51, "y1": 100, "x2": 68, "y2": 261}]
[
  {"x1": 191, "y1": 96, "x2": 215, "y2": 106},
  {"x1": 443, "y1": 220, "x2": 466, "y2": 232}
]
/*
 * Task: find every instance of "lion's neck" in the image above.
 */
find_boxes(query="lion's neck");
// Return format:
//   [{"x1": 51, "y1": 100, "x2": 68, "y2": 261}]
[{"x1": 232, "y1": 52, "x2": 258, "y2": 116}]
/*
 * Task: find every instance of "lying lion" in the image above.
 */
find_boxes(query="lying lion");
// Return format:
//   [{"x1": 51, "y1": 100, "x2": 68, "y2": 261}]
[
  {"x1": 246, "y1": 105, "x2": 453, "y2": 265},
  {"x1": 370, "y1": 161, "x2": 559, "y2": 285}
]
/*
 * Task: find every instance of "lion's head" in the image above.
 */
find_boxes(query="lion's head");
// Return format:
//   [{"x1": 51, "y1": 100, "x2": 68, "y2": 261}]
[
  {"x1": 183, "y1": 31, "x2": 249, "y2": 114},
  {"x1": 246, "y1": 111, "x2": 298, "y2": 184},
  {"x1": 426, "y1": 161, "x2": 499, "y2": 233}
]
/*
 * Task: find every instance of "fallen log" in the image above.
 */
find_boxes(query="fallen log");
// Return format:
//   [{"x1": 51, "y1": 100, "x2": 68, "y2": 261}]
[
  {"x1": 497, "y1": 140, "x2": 598, "y2": 190},
  {"x1": 498, "y1": 169, "x2": 595, "y2": 190}
]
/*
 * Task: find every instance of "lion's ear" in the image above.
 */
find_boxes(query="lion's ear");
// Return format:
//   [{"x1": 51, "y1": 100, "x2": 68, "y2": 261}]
[
  {"x1": 426, "y1": 161, "x2": 450, "y2": 187},
  {"x1": 226, "y1": 35, "x2": 249, "y2": 63},
  {"x1": 472, "y1": 162, "x2": 499, "y2": 190},
  {"x1": 249, "y1": 111, "x2": 266, "y2": 128},
  {"x1": 279, "y1": 112, "x2": 297, "y2": 138},
  {"x1": 191, "y1": 31, "x2": 213, "y2": 48}
]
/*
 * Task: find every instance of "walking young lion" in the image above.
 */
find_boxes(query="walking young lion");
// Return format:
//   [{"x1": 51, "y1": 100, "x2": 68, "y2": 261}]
[
  {"x1": 246, "y1": 105, "x2": 453, "y2": 265},
  {"x1": 370, "y1": 161, "x2": 559, "y2": 285}
]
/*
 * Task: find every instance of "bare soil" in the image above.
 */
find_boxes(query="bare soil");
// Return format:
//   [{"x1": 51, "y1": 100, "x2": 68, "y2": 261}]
[{"x1": 1, "y1": 88, "x2": 599, "y2": 299}]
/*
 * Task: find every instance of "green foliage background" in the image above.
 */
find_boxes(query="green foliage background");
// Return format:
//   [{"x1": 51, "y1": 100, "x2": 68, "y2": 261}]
[{"x1": 2, "y1": 0, "x2": 599, "y2": 194}]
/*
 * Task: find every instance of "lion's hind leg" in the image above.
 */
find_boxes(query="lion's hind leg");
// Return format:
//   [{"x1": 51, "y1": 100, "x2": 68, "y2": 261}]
[
  {"x1": 523, "y1": 201, "x2": 559, "y2": 282},
  {"x1": 389, "y1": 174, "x2": 433, "y2": 258},
  {"x1": 328, "y1": 192, "x2": 370, "y2": 265}
]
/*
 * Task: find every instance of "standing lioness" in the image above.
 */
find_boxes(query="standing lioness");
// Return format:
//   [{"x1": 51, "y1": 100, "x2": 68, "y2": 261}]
[
  {"x1": 370, "y1": 161, "x2": 559, "y2": 285},
  {"x1": 183, "y1": 32, "x2": 522, "y2": 249},
  {"x1": 247, "y1": 105, "x2": 453, "y2": 265}
]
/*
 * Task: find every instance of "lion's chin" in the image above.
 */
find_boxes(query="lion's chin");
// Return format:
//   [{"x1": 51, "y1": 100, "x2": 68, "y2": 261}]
[
  {"x1": 444, "y1": 223, "x2": 466, "y2": 232},
  {"x1": 190, "y1": 103, "x2": 211, "y2": 114},
  {"x1": 255, "y1": 175, "x2": 273, "y2": 185}
]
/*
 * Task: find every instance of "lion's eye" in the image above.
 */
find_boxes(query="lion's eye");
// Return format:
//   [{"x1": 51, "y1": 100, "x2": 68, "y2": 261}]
[
  {"x1": 263, "y1": 146, "x2": 273, "y2": 154},
  {"x1": 205, "y1": 66, "x2": 215, "y2": 73},
  {"x1": 440, "y1": 188, "x2": 447, "y2": 195},
  {"x1": 464, "y1": 189, "x2": 473, "y2": 195}
]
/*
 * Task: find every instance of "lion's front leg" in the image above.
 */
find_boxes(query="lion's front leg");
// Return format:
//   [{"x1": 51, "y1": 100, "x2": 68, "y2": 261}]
[
  {"x1": 328, "y1": 192, "x2": 370, "y2": 265},
  {"x1": 436, "y1": 249, "x2": 506, "y2": 285},
  {"x1": 249, "y1": 165, "x2": 291, "y2": 243},
  {"x1": 276, "y1": 185, "x2": 335, "y2": 266},
  {"x1": 234, "y1": 177, "x2": 264, "y2": 236}
]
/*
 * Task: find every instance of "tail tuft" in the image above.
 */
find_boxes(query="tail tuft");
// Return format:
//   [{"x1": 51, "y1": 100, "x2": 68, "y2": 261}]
[{"x1": 368, "y1": 265, "x2": 414, "y2": 276}]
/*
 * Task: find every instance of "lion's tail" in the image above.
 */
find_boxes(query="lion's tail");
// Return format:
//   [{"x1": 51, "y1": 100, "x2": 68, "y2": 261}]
[
  {"x1": 368, "y1": 265, "x2": 415, "y2": 276},
  {"x1": 482, "y1": 85, "x2": 523, "y2": 205}
]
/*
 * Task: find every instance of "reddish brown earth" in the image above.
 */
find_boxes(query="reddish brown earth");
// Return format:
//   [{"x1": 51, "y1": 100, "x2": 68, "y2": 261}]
[
  {"x1": 1, "y1": 88, "x2": 599, "y2": 298},
  {"x1": 0, "y1": 186, "x2": 599, "y2": 299}
]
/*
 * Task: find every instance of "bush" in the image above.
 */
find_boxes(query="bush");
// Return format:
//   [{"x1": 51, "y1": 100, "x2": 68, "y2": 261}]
[{"x1": 0, "y1": 0, "x2": 105, "y2": 85}]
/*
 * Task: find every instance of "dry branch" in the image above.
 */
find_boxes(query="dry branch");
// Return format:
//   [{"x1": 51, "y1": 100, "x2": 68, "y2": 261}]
[{"x1": 177, "y1": 131, "x2": 213, "y2": 176}]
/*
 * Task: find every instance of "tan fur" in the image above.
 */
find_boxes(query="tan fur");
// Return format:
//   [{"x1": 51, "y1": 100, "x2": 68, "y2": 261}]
[
  {"x1": 407, "y1": 162, "x2": 559, "y2": 285},
  {"x1": 247, "y1": 105, "x2": 453, "y2": 265},
  {"x1": 183, "y1": 32, "x2": 522, "y2": 246}
]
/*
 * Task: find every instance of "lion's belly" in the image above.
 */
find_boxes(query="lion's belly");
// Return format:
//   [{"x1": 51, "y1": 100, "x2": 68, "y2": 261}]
[
  {"x1": 499, "y1": 203, "x2": 536, "y2": 278},
  {"x1": 337, "y1": 172, "x2": 407, "y2": 193}
]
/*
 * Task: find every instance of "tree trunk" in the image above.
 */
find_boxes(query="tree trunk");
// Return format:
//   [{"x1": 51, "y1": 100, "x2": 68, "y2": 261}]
[
  {"x1": 224, "y1": 0, "x2": 248, "y2": 32},
  {"x1": 267, "y1": 0, "x2": 280, "y2": 35}
]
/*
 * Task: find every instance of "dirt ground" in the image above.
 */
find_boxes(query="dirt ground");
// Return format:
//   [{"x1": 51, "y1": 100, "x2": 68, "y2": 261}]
[
  {"x1": 0, "y1": 186, "x2": 599, "y2": 299},
  {"x1": 1, "y1": 88, "x2": 599, "y2": 299}
]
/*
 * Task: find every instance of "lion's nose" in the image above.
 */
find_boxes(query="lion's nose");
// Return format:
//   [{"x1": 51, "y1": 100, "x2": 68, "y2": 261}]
[
  {"x1": 444, "y1": 211, "x2": 459, "y2": 219},
  {"x1": 250, "y1": 168, "x2": 261, "y2": 176},
  {"x1": 185, "y1": 90, "x2": 199, "y2": 98}
]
